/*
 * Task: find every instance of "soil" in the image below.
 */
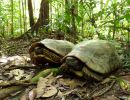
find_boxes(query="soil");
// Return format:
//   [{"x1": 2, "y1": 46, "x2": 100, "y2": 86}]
[{"x1": 0, "y1": 36, "x2": 130, "y2": 100}]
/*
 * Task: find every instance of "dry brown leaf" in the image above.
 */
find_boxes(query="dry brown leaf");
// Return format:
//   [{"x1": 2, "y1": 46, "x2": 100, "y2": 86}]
[
  {"x1": 20, "y1": 89, "x2": 30, "y2": 100},
  {"x1": 121, "y1": 75, "x2": 130, "y2": 82},
  {"x1": 0, "y1": 57, "x2": 9, "y2": 66},
  {"x1": 58, "y1": 78, "x2": 83, "y2": 89},
  {"x1": 20, "y1": 94, "x2": 28, "y2": 100},
  {"x1": 28, "y1": 89, "x2": 37, "y2": 100},
  {"x1": 36, "y1": 76, "x2": 58, "y2": 98},
  {"x1": 10, "y1": 69, "x2": 25, "y2": 80},
  {"x1": 46, "y1": 73, "x2": 56, "y2": 84},
  {"x1": 94, "y1": 95, "x2": 119, "y2": 100},
  {"x1": 62, "y1": 89, "x2": 77, "y2": 96},
  {"x1": 36, "y1": 77, "x2": 48, "y2": 98},
  {"x1": 41, "y1": 85, "x2": 58, "y2": 98},
  {"x1": 56, "y1": 90, "x2": 64, "y2": 98},
  {"x1": 7, "y1": 56, "x2": 30, "y2": 66}
]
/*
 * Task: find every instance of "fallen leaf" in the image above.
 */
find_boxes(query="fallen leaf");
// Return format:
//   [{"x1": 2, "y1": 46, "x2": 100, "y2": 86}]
[
  {"x1": 121, "y1": 75, "x2": 130, "y2": 82},
  {"x1": 28, "y1": 89, "x2": 37, "y2": 100},
  {"x1": 119, "y1": 96, "x2": 130, "y2": 100},
  {"x1": 7, "y1": 56, "x2": 30, "y2": 65},
  {"x1": 10, "y1": 69, "x2": 25, "y2": 80},
  {"x1": 36, "y1": 77, "x2": 48, "y2": 98},
  {"x1": 56, "y1": 90, "x2": 63, "y2": 98},
  {"x1": 0, "y1": 57, "x2": 9, "y2": 66},
  {"x1": 119, "y1": 79, "x2": 130, "y2": 92},
  {"x1": 58, "y1": 78, "x2": 84, "y2": 89},
  {"x1": 94, "y1": 95, "x2": 119, "y2": 100},
  {"x1": 62, "y1": 89, "x2": 77, "y2": 96},
  {"x1": 20, "y1": 92, "x2": 28, "y2": 100},
  {"x1": 42, "y1": 85, "x2": 58, "y2": 98},
  {"x1": 36, "y1": 77, "x2": 58, "y2": 98}
]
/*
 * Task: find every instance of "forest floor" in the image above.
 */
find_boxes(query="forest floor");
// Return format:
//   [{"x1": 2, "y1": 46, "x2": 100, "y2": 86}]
[{"x1": 0, "y1": 37, "x2": 130, "y2": 100}]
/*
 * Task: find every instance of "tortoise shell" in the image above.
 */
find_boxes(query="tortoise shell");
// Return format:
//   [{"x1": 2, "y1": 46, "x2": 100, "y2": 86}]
[
  {"x1": 29, "y1": 39, "x2": 74, "y2": 65},
  {"x1": 62, "y1": 40, "x2": 121, "y2": 80}
]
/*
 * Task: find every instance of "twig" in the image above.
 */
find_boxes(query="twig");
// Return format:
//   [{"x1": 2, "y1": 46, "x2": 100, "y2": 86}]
[
  {"x1": 0, "y1": 80, "x2": 36, "y2": 87},
  {"x1": 4, "y1": 65, "x2": 40, "y2": 70},
  {"x1": 0, "y1": 86, "x2": 24, "y2": 99},
  {"x1": 86, "y1": 80, "x2": 116, "y2": 99}
]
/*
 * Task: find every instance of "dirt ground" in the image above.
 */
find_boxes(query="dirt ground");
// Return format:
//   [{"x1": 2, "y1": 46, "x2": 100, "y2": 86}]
[{"x1": 0, "y1": 37, "x2": 130, "y2": 100}]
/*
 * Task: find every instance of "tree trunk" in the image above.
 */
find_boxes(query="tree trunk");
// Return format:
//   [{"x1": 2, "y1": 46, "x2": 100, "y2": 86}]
[
  {"x1": 100, "y1": 0, "x2": 103, "y2": 20},
  {"x1": 71, "y1": 5, "x2": 77, "y2": 34},
  {"x1": 11, "y1": 0, "x2": 14, "y2": 35},
  {"x1": 28, "y1": 0, "x2": 35, "y2": 28},
  {"x1": 22, "y1": 0, "x2": 25, "y2": 33},
  {"x1": 32, "y1": 0, "x2": 49, "y2": 33},
  {"x1": 24, "y1": 0, "x2": 27, "y2": 31},
  {"x1": 19, "y1": 0, "x2": 23, "y2": 34},
  {"x1": 42, "y1": 0, "x2": 49, "y2": 26},
  {"x1": 70, "y1": 0, "x2": 78, "y2": 42}
]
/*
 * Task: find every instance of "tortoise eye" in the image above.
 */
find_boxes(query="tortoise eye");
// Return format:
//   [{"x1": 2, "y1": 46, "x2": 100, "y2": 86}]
[{"x1": 34, "y1": 47, "x2": 43, "y2": 55}]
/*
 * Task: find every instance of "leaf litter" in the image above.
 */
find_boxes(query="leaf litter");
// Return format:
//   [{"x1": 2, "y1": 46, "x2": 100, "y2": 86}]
[{"x1": 0, "y1": 39, "x2": 130, "y2": 100}]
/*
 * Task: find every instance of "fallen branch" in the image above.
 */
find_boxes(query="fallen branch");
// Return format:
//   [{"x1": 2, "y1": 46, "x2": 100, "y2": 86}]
[
  {"x1": 0, "y1": 86, "x2": 24, "y2": 99},
  {"x1": 87, "y1": 80, "x2": 116, "y2": 99},
  {"x1": 4, "y1": 65, "x2": 39, "y2": 70},
  {"x1": 0, "y1": 80, "x2": 35, "y2": 87}
]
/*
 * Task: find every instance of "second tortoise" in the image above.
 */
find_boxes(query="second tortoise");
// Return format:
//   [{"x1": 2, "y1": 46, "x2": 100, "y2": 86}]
[
  {"x1": 29, "y1": 39, "x2": 74, "y2": 66},
  {"x1": 61, "y1": 40, "x2": 121, "y2": 81}
]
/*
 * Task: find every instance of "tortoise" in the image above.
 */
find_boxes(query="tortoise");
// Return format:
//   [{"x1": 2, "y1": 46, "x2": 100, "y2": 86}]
[
  {"x1": 60, "y1": 40, "x2": 121, "y2": 81},
  {"x1": 29, "y1": 39, "x2": 74, "y2": 66}
]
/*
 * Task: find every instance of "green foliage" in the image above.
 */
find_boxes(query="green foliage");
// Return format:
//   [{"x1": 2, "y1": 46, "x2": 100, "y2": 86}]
[
  {"x1": 126, "y1": 0, "x2": 130, "y2": 5},
  {"x1": 0, "y1": 0, "x2": 130, "y2": 68},
  {"x1": 31, "y1": 68, "x2": 60, "y2": 83},
  {"x1": 0, "y1": 0, "x2": 29, "y2": 37},
  {"x1": 0, "y1": 0, "x2": 130, "y2": 40},
  {"x1": 0, "y1": 0, "x2": 129, "y2": 42}
]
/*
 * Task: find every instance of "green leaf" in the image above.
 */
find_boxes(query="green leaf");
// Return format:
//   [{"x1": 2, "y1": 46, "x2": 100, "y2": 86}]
[
  {"x1": 31, "y1": 68, "x2": 60, "y2": 83},
  {"x1": 76, "y1": 15, "x2": 82, "y2": 24},
  {"x1": 126, "y1": 0, "x2": 130, "y2": 5},
  {"x1": 113, "y1": 0, "x2": 117, "y2": 4},
  {"x1": 105, "y1": 0, "x2": 110, "y2": 8},
  {"x1": 123, "y1": 14, "x2": 130, "y2": 20}
]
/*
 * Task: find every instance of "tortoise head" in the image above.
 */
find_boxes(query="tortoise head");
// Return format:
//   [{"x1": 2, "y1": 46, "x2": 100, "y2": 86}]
[
  {"x1": 33, "y1": 45, "x2": 62, "y2": 64},
  {"x1": 65, "y1": 56, "x2": 84, "y2": 71},
  {"x1": 34, "y1": 46, "x2": 43, "y2": 55}
]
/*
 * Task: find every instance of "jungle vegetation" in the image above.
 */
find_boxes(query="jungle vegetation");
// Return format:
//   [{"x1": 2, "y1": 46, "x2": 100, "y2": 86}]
[
  {"x1": 0, "y1": 0, "x2": 129, "y2": 39},
  {"x1": 0, "y1": 0, "x2": 130, "y2": 65},
  {"x1": 0, "y1": 1, "x2": 130, "y2": 99}
]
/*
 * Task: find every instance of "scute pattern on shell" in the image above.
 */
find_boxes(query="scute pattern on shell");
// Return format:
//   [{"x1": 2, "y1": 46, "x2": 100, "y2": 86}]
[
  {"x1": 39, "y1": 39, "x2": 74, "y2": 56},
  {"x1": 63, "y1": 40, "x2": 121, "y2": 80}
]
